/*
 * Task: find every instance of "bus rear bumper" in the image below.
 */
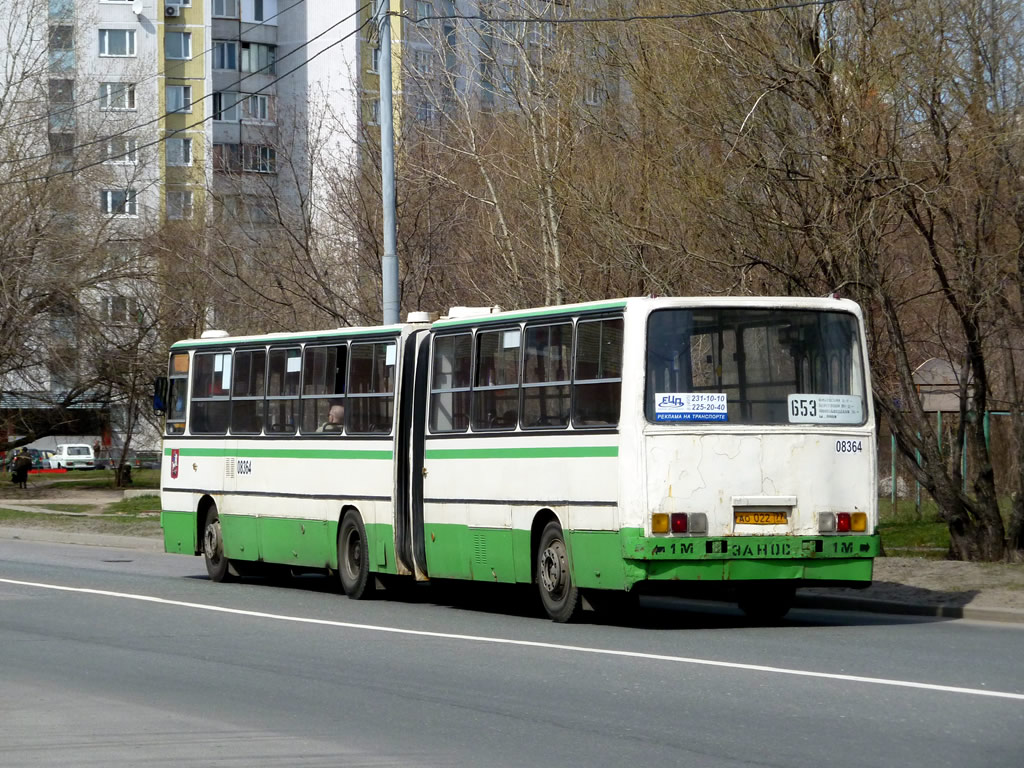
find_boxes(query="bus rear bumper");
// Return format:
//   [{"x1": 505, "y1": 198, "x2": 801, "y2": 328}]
[{"x1": 622, "y1": 534, "x2": 880, "y2": 586}]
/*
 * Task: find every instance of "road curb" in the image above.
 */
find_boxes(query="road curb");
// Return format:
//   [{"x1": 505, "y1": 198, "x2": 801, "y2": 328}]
[
  {"x1": 795, "y1": 594, "x2": 1024, "y2": 624},
  {"x1": 0, "y1": 526, "x2": 163, "y2": 552}
]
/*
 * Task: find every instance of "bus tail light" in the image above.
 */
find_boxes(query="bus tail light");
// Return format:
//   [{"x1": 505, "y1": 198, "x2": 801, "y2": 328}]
[
  {"x1": 671, "y1": 513, "x2": 687, "y2": 533},
  {"x1": 836, "y1": 512, "x2": 851, "y2": 532},
  {"x1": 851, "y1": 512, "x2": 867, "y2": 532},
  {"x1": 819, "y1": 512, "x2": 836, "y2": 532},
  {"x1": 689, "y1": 513, "x2": 707, "y2": 534},
  {"x1": 652, "y1": 513, "x2": 669, "y2": 534}
]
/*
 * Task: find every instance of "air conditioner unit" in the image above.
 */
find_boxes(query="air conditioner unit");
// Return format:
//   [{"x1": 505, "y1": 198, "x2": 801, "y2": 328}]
[{"x1": 165, "y1": 5, "x2": 181, "y2": 17}]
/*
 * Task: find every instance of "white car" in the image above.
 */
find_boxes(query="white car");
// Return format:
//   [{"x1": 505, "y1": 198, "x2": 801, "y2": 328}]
[{"x1": 48, "y1": 444, "x2": 96, "y2": 470}]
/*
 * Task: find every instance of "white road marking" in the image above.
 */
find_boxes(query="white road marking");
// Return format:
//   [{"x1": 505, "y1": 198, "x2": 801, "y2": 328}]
[{"x1": 3, "y1": 577, "x2": 1022, "y2": 702}]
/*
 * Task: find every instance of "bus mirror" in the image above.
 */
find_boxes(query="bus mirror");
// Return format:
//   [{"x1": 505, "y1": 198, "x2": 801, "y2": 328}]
[{"x1": 153, "y1": 376, "x2": 168, "y2": 414}]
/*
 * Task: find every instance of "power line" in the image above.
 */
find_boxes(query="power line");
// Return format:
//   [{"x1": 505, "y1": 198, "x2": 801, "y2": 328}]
[
  {"x1": 2, "y1": 3, "x2": 370, "y2": 169},
  {"x1": 7, "y1": 0, "x2": 310, "y2": 132},
  {"x1": 412, "y1": 0, "x2": 846, "y2": 25},
  {"x1": 0, "y1": 9, "x2": 374, "y2": 187}
]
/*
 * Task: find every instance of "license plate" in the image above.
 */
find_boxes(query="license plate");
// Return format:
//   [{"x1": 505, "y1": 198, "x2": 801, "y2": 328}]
[{"x1": 735, "y1": 511, "x2": 787, "y2": 525}]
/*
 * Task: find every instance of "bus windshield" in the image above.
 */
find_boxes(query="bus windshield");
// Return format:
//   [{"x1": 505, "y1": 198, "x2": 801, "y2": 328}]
[{"x1": 645, "y1": 307, "x2": 866, "y2": 425}]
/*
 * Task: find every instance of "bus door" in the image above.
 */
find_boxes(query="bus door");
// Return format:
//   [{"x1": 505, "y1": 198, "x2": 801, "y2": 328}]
[{"x1": 394, "y1": 328, "x2": 430, "y2": 580}]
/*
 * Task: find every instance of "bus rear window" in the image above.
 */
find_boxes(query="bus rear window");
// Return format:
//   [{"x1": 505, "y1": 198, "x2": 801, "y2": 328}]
[{"x1": 645, "y1": 308, "x2": 866, "y2": 425}]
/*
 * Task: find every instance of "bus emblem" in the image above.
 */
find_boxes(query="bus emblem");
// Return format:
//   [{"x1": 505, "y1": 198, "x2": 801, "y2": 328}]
[{"x1": 170, "y1": 449, "x2": 179, "y2": 479}]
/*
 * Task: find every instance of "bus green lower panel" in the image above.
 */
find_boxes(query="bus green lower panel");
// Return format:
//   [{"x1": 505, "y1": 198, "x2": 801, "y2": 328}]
[
  {"x1": 565, "y1": 530, "x2": 639, "y2": 591},
  {"x1": 365, "y1": 523, "x2": 397, "y2": 575},
  {"x1": 221, "y1": 515, "x2": 259, "y2": 561},
  {"x1": 258, "y1": 517, "x2": 332, "y2": 568},
  {"x1": 424, "y1": 524, "x2": 517, "y2": 583},
  {"x1": 162, "y1": 510, "x2": 197, "y2": 555}
]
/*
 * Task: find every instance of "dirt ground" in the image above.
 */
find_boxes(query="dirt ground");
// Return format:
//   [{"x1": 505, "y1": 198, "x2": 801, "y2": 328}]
[{"x1": 827, "y1": 556, "x2": 1024, "y2": 612}]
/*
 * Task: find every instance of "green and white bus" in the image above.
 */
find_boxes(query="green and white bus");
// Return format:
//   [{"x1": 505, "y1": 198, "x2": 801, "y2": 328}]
[{"x1": 157, "y1": 296, "x2": 879, "y2": 621}]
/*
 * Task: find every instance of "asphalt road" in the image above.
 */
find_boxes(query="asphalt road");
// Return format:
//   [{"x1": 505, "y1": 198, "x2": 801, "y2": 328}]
[{"x1": 1, "y1": 540, "x2": 1022, "y2": 767}]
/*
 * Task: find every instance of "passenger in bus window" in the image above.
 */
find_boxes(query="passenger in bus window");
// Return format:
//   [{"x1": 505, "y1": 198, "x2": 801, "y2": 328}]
[{"x1": 318, "y1": 402, "x2": 344, "y2": 432}]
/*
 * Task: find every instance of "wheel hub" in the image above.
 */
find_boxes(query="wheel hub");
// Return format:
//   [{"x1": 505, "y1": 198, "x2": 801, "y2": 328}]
[
  {"x1": 204, "y1": 521, "x2": 222, "y2": 561},
  {"x1": 539, "y1": 543, "x2": 566, "y2": 594}
]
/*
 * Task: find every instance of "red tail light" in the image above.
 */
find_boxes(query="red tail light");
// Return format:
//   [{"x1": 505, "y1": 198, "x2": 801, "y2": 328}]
[
  {"x1": 671, "y1": 513, "x2": 688, "y2": 533},
  {"x1": 836, "y1": 512, "x2": 851, "y2": 532}
]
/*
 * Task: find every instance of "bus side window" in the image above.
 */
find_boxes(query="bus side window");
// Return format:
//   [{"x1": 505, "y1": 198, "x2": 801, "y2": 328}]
[
  {"x1": 348, "y1": 340, "x2": 395, "y2": 434},
  {"x1": 472, "y1": 327, "x2": 521, "y2": 431},
  {"x1": 522, "y1": 322, "x2": 570, "y2": 429},
  {"x1": 301, "y1": 343, "x2": 348, "y2": 434},
  {"x1": 231, "y1": 348, "x2": 267, "y2": 434},
  {"x1": 166, "y1": 352, "x2": 189, "y2": 435},
  {"x1": 430, "y1": 333, "x2": 471, "y2": 432},
  {"x1": 267, "y1": 347, "x2": 301, "y2": 434},
  {"x1": 573, "y1": 318, "x2": 623, "y2": 427},
  {"x1": 191, "y1": 351, "x2": 231, "y2": 434}
]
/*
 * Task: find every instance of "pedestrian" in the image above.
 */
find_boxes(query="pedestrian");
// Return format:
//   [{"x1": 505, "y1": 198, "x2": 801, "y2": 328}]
[{"x1": 13, "y1": 448, "x2": 32, "y2": 489}]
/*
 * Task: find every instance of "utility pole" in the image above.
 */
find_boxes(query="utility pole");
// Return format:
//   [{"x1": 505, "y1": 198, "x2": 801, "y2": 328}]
[{"x1": 377, "y1": 0, "x2": 400, "y2": 325}]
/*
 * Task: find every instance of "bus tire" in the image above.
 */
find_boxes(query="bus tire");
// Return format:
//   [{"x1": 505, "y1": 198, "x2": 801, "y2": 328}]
[
  {"x1": 737, "y1": 585, "x2": 795, "y2": 622},
  {"x1": 338, "y1": 510, "x2": 374, "y2": 599},
  {"x1": 537, "y1": 521, "x2": 582, "y2": 623},
  {"x1": 202, "y1": 506, "x2": 232, "y2": 583}
]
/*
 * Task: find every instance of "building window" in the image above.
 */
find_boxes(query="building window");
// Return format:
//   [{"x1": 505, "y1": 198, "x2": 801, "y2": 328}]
[
  {"x1": 99, "y1": 29, "x2": 136, "y2": 57},
  {"x1": 166, "y1": 137, "x2": 192, "y2": 166},
  {"x1": 583, "y1": 82, "x2": 605, "y2": 106},
  {"x1": 369, "y1": 99, "x2": 380, "y2": 125},
  {"x1": 213, "y1": 0, "x2": 238, "y2": 18},
  {"x1": 213, "y1": 143, "x2": 242, "y2": 172},
  {"x1": 416, "y1": 100, "x2": 434, "y2": 123},
  {"x1": 100, "y1": 189, "x2": 138, "y2": 217},
  {"x1": 213, "y1": 92, "x2": 240, "y2": 121},
  {"x1": 413, "y1": 49, "x2": 432, "y2": 74},
  {"x1": 49, "y1": 133, "x2": 74, "y2": 170},
  {"x1": 240, "y1": 42, "x2": 275, "y2": 74},
  {"x1": 246, "y1": 94, "x2": 270, "y2": 121},
  {"x1": 416, "y1": 0, "x2": 433, "y2": 23},
  {"x1": 370, "y1": 45, "x2": 380, "y2": 73},
  {"x1": 103, "y1": 295, "x2": 140, "y2": 323},
  {"x1": 167, "y1": 190, "x2": 194, "y2": 220},
  {"x1": 253, "y1": 0, "x2": 265, "y2": 22},
  {"x1": 98, "y1": 82, "x2": 136, "y2": 110},
  {"x1": 105, "y1": 137, "x2": 138, "y2": 165},
  {"x1": 49, "y1": 79, "x2": 74, "y2": 103},
  {"x1": 165, "y1": 31, "x2": 192, "y2": 60},
  {"x1": 166, "y1": 85, "x2": 192, "y2": 113},
  {"x1": 243, "y1": 144, "x2": 276, "y2": 174},
  {"x1": 166, "y1": 0, "x2": 192, "y2": 6},
  {"x1": 49, "y1": 25, "x2": 74, "y2": 70},
  {"x1": 213, "y1": 40, "x2": 238, "y2": 70}
]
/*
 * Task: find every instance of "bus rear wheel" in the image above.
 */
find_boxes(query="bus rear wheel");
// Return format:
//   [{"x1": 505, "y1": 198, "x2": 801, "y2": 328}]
[
  {"x1": 736, "y1": 584, "x2": 796, "y2": 622},
  {"x1": 537, "y1": 521, "x2": 582, "y2": 623},
  {"x1": 338, "y1": 510, "x2": 374, "y2": 599},
  {"x1": 202, "y1": 506, "x2": 232, "y2": 582}
]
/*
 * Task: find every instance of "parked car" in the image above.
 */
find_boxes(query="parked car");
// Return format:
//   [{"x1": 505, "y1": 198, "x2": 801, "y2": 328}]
[
  {"x1": 48, "y1": 444, "x2": 96, "y2": 470},
  {"x1": 5, "y1": 449, "x2": 49, "y2": 472}
]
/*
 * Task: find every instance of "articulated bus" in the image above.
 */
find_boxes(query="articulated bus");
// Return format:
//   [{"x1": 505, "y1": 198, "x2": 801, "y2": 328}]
[{"x1": 157, "y1": 296, "x2": 879, "y2": 621}]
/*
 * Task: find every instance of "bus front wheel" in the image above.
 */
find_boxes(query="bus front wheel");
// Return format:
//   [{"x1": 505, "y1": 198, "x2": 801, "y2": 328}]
[
  {"x1": 202, "y1": 507, "x2": 232, "y2": 582},
  {"x1": 537, "y1": 521, "x2": 582, "y2": 623},
  {"x1": 338, "y1": 511, "x2": 374, "y2": 599}
]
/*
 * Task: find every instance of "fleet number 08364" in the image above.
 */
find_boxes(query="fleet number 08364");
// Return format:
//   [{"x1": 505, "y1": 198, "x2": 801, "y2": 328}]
[{"x1": 835, "y1": 440, "x2": 863, "y2": 453}]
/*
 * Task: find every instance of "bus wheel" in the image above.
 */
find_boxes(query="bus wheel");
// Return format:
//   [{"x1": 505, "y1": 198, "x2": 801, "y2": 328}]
[
  {"x1": 202, "y1": 507, "x2": 231, "y2": 583},
  {"x1": 537, "y1": 521, "x2": 581, "y2": 623},
  {"x1": 737, "y1": 585, "x2": 796, "y2": 622},
  {"x1": 338, "y1": 511, "x2": 374, "y2": 599}
]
